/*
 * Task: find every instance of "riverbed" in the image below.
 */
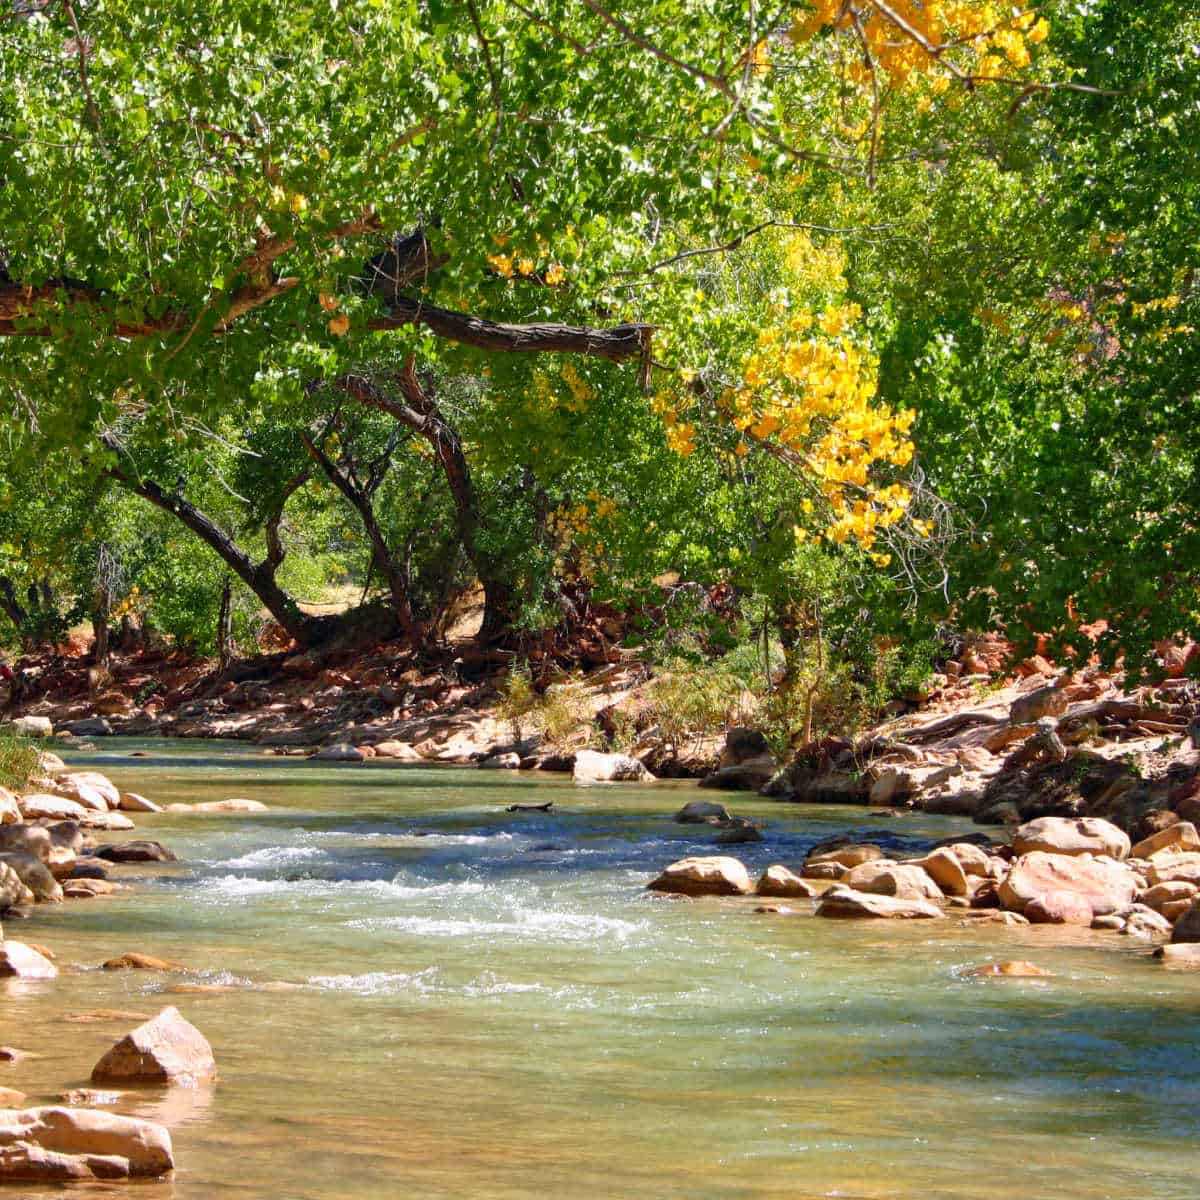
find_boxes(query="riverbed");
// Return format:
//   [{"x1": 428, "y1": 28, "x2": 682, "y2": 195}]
[{"x1": 4, "y1": 740, "x2": 1199, "y2": 1199}]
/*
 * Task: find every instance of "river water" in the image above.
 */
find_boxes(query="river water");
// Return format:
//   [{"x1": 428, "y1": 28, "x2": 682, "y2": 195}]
[{"x1": 3, "y1": 740, "x2": 1198, "y2": 1199}]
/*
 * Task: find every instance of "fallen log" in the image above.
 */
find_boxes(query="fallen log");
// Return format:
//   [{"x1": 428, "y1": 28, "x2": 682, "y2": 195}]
[{"x1": 505, "y1": 801, "x2": 555, "y2": 813}]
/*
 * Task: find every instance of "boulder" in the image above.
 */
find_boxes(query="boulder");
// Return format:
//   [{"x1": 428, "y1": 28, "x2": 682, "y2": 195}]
[
  {"x1": 55, "y1": 772, "x2": 120, "y2": 810},
  {"x1": 1170, "y1": 899, "x2": 1200, "y2": 944},
  {"x1": 0, "y1": 853, "x2": 63, "y2": 902},
  {"x1": 713, "y1": 817, "x2": 763, "y2": 845},
  {"x1": 91, "y1": 1007, "x2": 216, "y2": 1085},
  {"x1": 1155, "y1": 943, "x2": 1200, "y2": 968},
  {"x1": 942, "y1": 842, "x2": 992, "y2": 876},
  {"x1": 806, "y1": 843, "x2": 883, "y2": 869},
  {"x1": 37, "y1": 751, "x2": 66, "y2": 774},
  {"x1": 907, "y1": 848, "x2": 969, "y2": 896},
  {"x1": 719, "y1": 727, "x2": 771, "y2": 767},
  {"x1": 1147, "y1": 852, "x2": 1200, "y2": 887},
  {"x1": 574, "y1": 750, "x2": 654, "y2": 784},
  {"x1": 699, "y1": 754, "x2": 778, "y2": 792},
  {"x1": 1118, "y1": 904, "x2": 1172, "y2": 938},
  {"x1": 0, "y1": 1106, "x2": 173, "y2": 1180},
  {"x1": 101, "y1": 953, "x2": 187, "y2": 972},
  {"x1": 372, "y1": 740, "x2": 424, "y2": 761},
  {"x1": 58, "y1": 717, "x2": 113, "y2": 737},
  {"x1": 94, "y1": 841, "x2": 177, "y2": 864},
  {"x1": 844, "y1": 861, "x2": 944, "y2": 901},
  {"x1": 7, "y1": 715, "x2": 52, "y2": 738},
  {"x1": 646, "y1": 856, "x2": 753, "y2": 896},
  {"x1": 1012, "y1": 816, "x2": 1130, "y2": 860},
  {"x1": 0, "y1": 941, "x2": 57, "y2": 979},
  {"x1": 800, "y1": 860, "x2": 847, "y2": 881},
  {"x1": 52, "y1": 781, "x2": 109, "y2": 813},
  {"x1": 815, "y1": 885, "x2": 943, "y2": 920},
  {"x1": 964, "y1": 960, "x2": 1053, "y2": 977},
  {"x1": 119, "y1": 792, "x2": 161, "y2": 813},
  {"x1": 674, "y1": 800, "x2": 731, "y2": 825},
  {"x1": 0, "y1": 789, "x2": 18, "y2": 826},
  {"x1": 17, "y1": 795, "x2": 87, "y2": 822},
  {"x1": 80, "y1": 811, "x2": 135, "y2": 832},
  {"x1": 478, "y1": 752, "x2": 521, "y2": 770},
  {"x1": 1025, "y1": 891, "x2": 1094, "y2": 926},
  {"x1": 755, "y1": 865, "x2": 816, "y2": 898},
  {"x1": 1131, "y1": 821, "x2": 1200, "y2": 861},
  {"x1": 169, "y1": 799, "x2": 268, "y2": 814},
  {"x1": 1010, "y1": 684, "x2": 1068, "y2": 725},
  {"x1": 998, "y1": 851, "x2": 1138, "y2": 917},
  {"x1": 0, "y1": 863, "x2": 31, "y2": 910},
  {"x1": 1140, "y1": 881, "x2": 1199, "y2": 914},
  {"x1": 312, "y1": 743, "x2": 364, "y2": 763}
]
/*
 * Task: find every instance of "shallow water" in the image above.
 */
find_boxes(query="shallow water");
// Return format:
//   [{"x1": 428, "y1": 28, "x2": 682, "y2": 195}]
[{"x1": 3, "y1": 740, "x2": 1199, "y2": 1199}]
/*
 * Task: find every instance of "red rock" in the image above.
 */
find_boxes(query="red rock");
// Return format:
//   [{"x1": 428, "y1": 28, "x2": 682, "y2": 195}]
[{"x1": 1025, "y1": 890, "x2": 1094, "y2": 926}]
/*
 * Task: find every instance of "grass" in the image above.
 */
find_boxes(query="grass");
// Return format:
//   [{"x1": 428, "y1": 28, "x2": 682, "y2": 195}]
[{"x1": 0, "y1": 733, "x2": 41, "y2": 792}]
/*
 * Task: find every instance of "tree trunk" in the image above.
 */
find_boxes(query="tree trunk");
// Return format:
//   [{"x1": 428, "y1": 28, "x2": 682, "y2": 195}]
[
  {"x1": 105, "y1": 467, "x2": 328, "y2": 648},
  {"x1": 333, "y1": 360, "x2": 516, "y2": 644},
  {"x1": 217, "y1": 576, "x2": 236, "y2": 670},
  {"x1": 92, "y1": 543, "x2": 114, "y2": 671}
]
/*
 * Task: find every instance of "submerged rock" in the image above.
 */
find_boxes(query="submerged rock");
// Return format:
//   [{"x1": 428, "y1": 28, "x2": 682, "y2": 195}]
[
  {"x1": 647, "y1": 856, "x2": 753, "y2": 896},
  {"x1": 91, "y1": 1006, "x2": 216, "y2": 1085},
  {"x1": 714, "y1": 817, "x2": 763, "y2": 845},
  {"x1": 101, "y1": 953, "x2": 188, "y2": 972},
  {"x1": 963, "y1": 960, "x2": 1053, "y2": 978},
  {"x1": 312, "y1": 743, "x2": 364, "y2": 763},
  {"x1": 0, "y1": 1106, "x2": 173, "y2": 1181}
]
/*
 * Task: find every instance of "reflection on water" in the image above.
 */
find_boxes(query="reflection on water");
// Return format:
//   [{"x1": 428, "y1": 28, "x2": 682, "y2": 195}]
[{"x1": 3, "y1": 740, "x2": 1197, "y2": 1199}]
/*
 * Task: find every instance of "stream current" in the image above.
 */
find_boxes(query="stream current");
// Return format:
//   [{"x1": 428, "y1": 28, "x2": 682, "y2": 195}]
[{"x1": 3, "y1": 740, "x2": 1199, "y2": 1199}]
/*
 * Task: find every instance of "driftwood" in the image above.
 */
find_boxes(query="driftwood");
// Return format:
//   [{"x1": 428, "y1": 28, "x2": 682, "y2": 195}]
[{"x1": 505, "y1": 801, "x2": 554, "y2": 813}]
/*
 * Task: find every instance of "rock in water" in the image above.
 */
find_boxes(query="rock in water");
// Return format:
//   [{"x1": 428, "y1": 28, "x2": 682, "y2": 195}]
[
  {"x1": 119, "y1": 793, "x2": 161, "y2": 813},
  {"x1": 101, "y1": 953, "x2": 188, "y2": 972},
  {"x1": 0, "y1": 941, "x2": 57, "y2": 979},
  {"x1": 647, "y1": 856, "x2": 752, "y2": 896},
  {"x1": 998, "y1": 851, "x2": 1137, "y2": 917},
  {"x1": 1012, "y1": 816, "x2": 1130, "y2": 860},
  {"x1": 312, "y1": 743, "x2": 365, "y2": 762},
  {"x1": 91, "y1": 1007, "x2": 216, "y2": 1085},
  {"x1": 674, "y1": 800, "x2": 731, "y2": 825},
  {"x1": 964, "y1": 960, "x2": 1053, "y2": 978},
  {"x1": 94, "y1": 841, "x2": 177, "y2": 863},
  {"x1": 574, "y1": 751, "x2": 655, "y2": 783},
  {"x1": 755, "y1": 865, "x2": 816, "y2": 898},
  {"x1": 815, "y1": 885, "x2": 943, "y2": 920},
  {"x1": 0, "y1": 1106, "x2": 173, "y2": 1180}
]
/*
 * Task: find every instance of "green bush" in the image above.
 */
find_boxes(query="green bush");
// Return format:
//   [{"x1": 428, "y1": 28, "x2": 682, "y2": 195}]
[{"x1": 0, "y1": 734, "x2": 40, "y2": 791}]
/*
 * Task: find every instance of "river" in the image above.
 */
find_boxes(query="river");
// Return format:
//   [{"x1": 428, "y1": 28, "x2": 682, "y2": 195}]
[{"x1": 4, "y1": 740, "x2": 1198, "y2": 1199}]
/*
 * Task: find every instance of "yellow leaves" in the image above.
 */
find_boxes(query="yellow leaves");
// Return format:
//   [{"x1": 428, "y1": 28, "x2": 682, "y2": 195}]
[
  {"x1": 328, "y1": 313, "x2": 350, "y2": 336},
  {"x1": 517, "y1": 257, "x2": 536, "y2": 277},
  {"x1": 487, "y1": 251, "x2": 515, "y2": 278},
  {"x1": 789, "y1": 1, "x2": 1048, "y2": 91},
  {"x1": 545, "y1": 263, "x2": 566, "y2": 286},
  {"x1": 318, "y1": 292, "x2": 340, "y2": 313},
  {"x1": 289, "y1": 193, "x2": 309, "y2": 215}
]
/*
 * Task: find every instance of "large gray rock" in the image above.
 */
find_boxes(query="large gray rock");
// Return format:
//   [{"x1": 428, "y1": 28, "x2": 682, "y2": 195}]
[
  {"x1": 0, "y1": 1106, "x2": 173, "y2": 1180},
  {"x1": 59, "y1": 717, "x2": 113, "y2": 737},
  {"x1": 1012, "y1": 816, "x2": 1130, "y2": 860},
  {"x1": 699, "y1": 754, "x2": 778, "y2": 792},
  {"x1": 312, "y1": 743, "x2": 364, "y2": 763},
  {"x1": 574, "y1": 750, "x2": 654, "y2": 784},
  {"x1": 91, "y1": 1007, "x2": 216, "y2": 1085},
  {"x1": 674, "y1": 799, "x2": 731, "y2": 825},
  {"x1": 815, "y1": 885, "x2": 943, "y2": 920},
  {"x1": 646, "y1": 856, "x2": 752, "y2": 896}
]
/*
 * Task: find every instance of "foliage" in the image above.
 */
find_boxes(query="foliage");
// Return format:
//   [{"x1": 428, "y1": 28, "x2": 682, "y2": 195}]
[
  {"x1": 496, "y1": 661, "x2": 537, "y2": 744},
  {"x1": 0, "y1": 734, "x2": 40, "y2": 792}
]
